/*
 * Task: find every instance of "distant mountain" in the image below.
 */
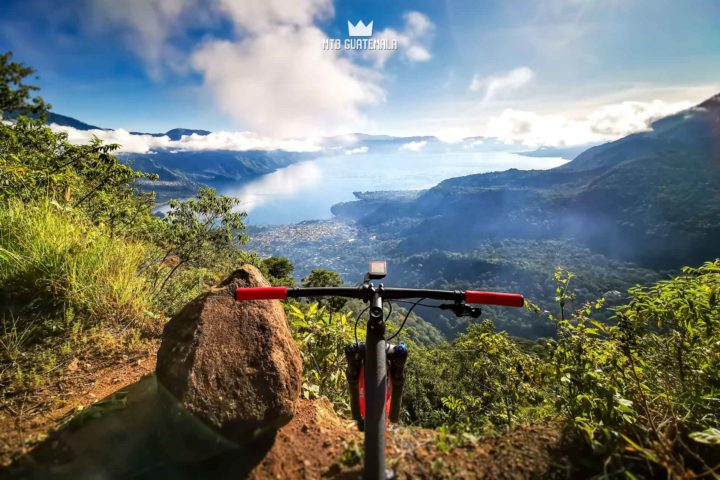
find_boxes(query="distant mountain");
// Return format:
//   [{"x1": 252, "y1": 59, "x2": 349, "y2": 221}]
[
  {"x1": 3, "y1": 111, "x2": 106, "y2": 130},
  {"x1": 164, "y1": 128, "x2": 211, "y2": 140},
  {"x1": 124, "y1": 149, "x2": 309, "y2": 184},
  {"x1": 129, "y1": 128, "x2": 211, "y2": 140},
  {"x1": 37, "y1": 113, "x2": 303, "y2": 203},
  {"x1": 333, "y1": 93, "x2": 720, "y2": 270},
  {"x1": 516, "y1": 143, "x2": 602, "y2": 160},
  {"x1": 121, "y1": 148, "x2": 314, "y2": 204},
  {"x1": 41, "y1": 111, "x2": 211, "y2": 141},
  {"x1": 46, "y1": 112, "x2": 106, "y2": 131}
]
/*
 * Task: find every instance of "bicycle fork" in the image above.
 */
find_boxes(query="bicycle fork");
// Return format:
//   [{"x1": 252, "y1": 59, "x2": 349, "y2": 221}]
[{"x1": 344, "y1": 338, "x2": 408, "y2": 479}]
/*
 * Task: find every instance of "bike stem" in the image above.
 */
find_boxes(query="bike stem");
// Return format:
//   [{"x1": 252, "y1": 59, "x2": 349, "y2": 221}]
[{"x1": 364, "y1": 290, "x2": 387, "y2": 480}]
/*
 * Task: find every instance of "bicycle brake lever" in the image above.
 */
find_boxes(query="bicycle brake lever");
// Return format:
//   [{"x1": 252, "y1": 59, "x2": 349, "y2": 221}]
[{"x1": 438, "y1": 303, "x2": 482, "y2": 318}]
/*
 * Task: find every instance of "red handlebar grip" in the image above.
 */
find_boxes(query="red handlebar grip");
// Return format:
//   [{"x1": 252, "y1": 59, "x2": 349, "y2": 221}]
[
  {"x1": 236, "y1": 287, "x2": 288, "y2": 301},
  {"x1": 465, "y1": 290, "x2": 524, "y2": 307}
]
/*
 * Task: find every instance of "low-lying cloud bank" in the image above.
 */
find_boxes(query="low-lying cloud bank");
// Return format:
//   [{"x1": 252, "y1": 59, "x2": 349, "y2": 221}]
[
  {"x1": 49, "y1": 98, "x2": 696, "y2": 154},
  {"x1": 50, "y1": 125, "x2": 322, "y2": 154},
  {"x1": 484, "y1": 99, "x2": 693, "y2": 147}
]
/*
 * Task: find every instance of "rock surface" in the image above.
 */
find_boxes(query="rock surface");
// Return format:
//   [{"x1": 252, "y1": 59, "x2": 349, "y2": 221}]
[{"x1": 156, "y1": 265, "x2": 302, "y2": 443}]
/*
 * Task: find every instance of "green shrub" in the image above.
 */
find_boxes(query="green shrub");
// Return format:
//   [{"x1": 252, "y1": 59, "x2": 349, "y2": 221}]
[
  {"x1": 287, "y1": 302, "x2": 360, "y2": 411},
  {"x1": 545, "y1": 262, "x2": 720, "y2": 477},
  {"x1": 402, "y1": 262, "x2": 719, "y2": 477},
  {"x1": 403, "y1": 321, "x2": 548, "y2": 434}
]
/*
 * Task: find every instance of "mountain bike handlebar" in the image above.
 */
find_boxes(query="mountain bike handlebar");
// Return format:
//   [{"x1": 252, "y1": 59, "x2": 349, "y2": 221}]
[
  {"x1": 235, "y1": 286, "x2": 524, "y2": 307},
  {"x1": 236, "y1": 270, "x2": 522, "y2": 480}
]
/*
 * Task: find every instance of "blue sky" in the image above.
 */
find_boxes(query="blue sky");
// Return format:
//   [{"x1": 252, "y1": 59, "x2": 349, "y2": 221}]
[{"x1": 1, "y1": 0, "x2": 719, "y2": 146}]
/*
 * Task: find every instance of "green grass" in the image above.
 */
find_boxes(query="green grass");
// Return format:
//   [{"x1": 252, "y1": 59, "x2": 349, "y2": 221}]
[{"x1": 0, "y1": 199, "x2": 155, "y2": 341}]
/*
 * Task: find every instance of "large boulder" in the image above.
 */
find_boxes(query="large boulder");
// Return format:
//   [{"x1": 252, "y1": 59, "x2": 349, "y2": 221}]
[{"x1": 156, "y1": 265, "x2": 302, "y2": 444}]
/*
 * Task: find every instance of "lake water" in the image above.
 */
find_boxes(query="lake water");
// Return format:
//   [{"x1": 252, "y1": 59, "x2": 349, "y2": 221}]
[{"x1": 213, "y1": 149, "x2": 566, "y2": 225}]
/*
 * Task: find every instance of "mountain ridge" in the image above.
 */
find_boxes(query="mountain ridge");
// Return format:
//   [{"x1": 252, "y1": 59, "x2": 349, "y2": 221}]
[
  {"x1": 42, "y1": 112, "x2": 212, "y2": 140},
  {"x1": 332, "y1": 93, "x2": 720, "y2": 270}
]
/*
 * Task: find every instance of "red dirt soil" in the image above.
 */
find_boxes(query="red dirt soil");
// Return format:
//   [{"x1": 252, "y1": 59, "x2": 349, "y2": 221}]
[
  {"x1": 251, "y1": 398, "x2": 572, "y2": 479},
  {"x1": 0, "y1": 344, "x2": 157, "y2": 466}
]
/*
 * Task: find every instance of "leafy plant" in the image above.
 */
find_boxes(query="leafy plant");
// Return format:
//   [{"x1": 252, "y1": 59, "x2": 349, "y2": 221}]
[
  {"x1": 0, "y1": 314, "x2": 34, "y2": 363},
  {"x1": 546, "y1": 263, "x2": 720, "y2": 477},
  {"x1": 287, "y1": 302, "x2": 359, "y2": 411},
  {"x1": 263, "y1": 256, "x2": 296, "y2": 287}
]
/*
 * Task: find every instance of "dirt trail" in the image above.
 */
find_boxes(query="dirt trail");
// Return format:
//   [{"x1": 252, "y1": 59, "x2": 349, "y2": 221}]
[
  {"x1": 0, "y1": 344, "x2": 157, "y2": 467},
  {"x1": 2, "y1": 352, "x2": 576, "y2": 479},
  {"x1": 252, "y1": 398, "x2": 573, "y2": 479}
]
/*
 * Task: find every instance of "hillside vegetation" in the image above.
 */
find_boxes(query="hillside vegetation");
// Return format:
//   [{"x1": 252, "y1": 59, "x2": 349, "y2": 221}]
[
  {"x1": 1, "y1": 52, "x2": 719, "y2": 477},
  {"x1": 329, "y1": 94, "x2": 720, "y2": 339},
  {"x1": 334, "y1": 94, "x2": 720, "y2": 269}
]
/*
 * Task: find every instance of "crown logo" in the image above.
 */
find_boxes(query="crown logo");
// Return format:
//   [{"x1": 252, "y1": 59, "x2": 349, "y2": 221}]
[{"x1": 348, "y1": 20, "x2": 373, "y2": 37}]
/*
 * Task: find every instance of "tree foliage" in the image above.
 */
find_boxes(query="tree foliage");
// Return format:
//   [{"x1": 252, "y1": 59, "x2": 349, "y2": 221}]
[
  {"x1": 265, "y1": 256, "x2": 294, "y2": 278},
  {"x1": 302, "y1": 268, "x2": 348, "y2": 312},
  {"x1": 287, "y1": 303, "x2": 359, "y2": 409},
  {"x1": 0, "y1": 51, "x2": 50, "y2": 120},
  {"x1": 559, "y1": 261, "x2": 720, "y2": 476},
  {"x1": 0, "y1": 117, "x2": 160, "y2": 237},
  {"x1": 402, "y1": 262, "x2": 720, "y2": 477},
  {"x1": 157, "y1": 187, "x2": 248, "y2": 291},
  {"x1": 263, "y1": 256, "x2": 296, "y2": 287}
]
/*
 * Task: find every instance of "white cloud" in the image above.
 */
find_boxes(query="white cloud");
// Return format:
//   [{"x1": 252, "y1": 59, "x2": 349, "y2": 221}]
[
  {"x1": 364, "y1": 11, "x2": 434, "y2": 68},
  {"x1": 52, "y1": 125, "x2": 172, "y2": 153},
  {"x1": 402, "y1": 11, "x2": 433, "y2": 61},
  {"x1": 174, "y1": 130, "x2": 322, "y2": 152},
  {"x1": 345, "y1": 146, "x2": 368, "y2": 155},
  {"x1": 484, "y1": 99, "x2": 692, "y2": 147},
  {"x1": 469, "y1": 67, "x2": 535, "y2": 103},
  {"x1": 85, "y1": 1, "x2": 435, "y2": 138},
  {"x1": 192, "y1": 27, "x2": 383, "y2": 137},
  {"x1": 399, "y1": 140, "x2": 427, "y2": 152},
  {"x1": 189, "y1": 0, "x2": 391, "y2": 137},
  {"x1": 436, "y1": 127, "x2": 472, "y2": 144},
  {"x1": 217, "y1": 0, "x2": 333, "y2": 33},
  {"x1": 328, "y1": 133, "x2": 360, "y2": 145},
  {"x1": 404, "y1": 11, "x2": 432, "y2": 35},
  {"x1": 50, "y1": 125, "x2": 322, "y2": 153},
  {"x1": 586, "y1": 100, "x2": 691, "y2": 136},
  {"x1": 88, "y1": 0, "x2": 204, "y2": 78}
]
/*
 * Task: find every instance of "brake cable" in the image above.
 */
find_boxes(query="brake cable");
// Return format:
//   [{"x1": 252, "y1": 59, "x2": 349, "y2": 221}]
[
  {"x1": 354, "y1": 306, "x2": 369, "y2": 344},
  {"x1": 384, "y1": 300, "x2": 393, "y2": 323},
  {"x1": 387, "y1": 297, "x2": 426, "y2": 341},
  {"x1": 354, "y1": 297, "x2": 478, "y2": 344},
  {"x1": 353, "y1": 300, "x2": 394, "y2": 344}
]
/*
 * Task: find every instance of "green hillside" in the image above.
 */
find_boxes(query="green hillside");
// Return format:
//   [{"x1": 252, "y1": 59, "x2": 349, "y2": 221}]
[{"x1": 333, "y1": 94, "x2": 720, "y2": 270}]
